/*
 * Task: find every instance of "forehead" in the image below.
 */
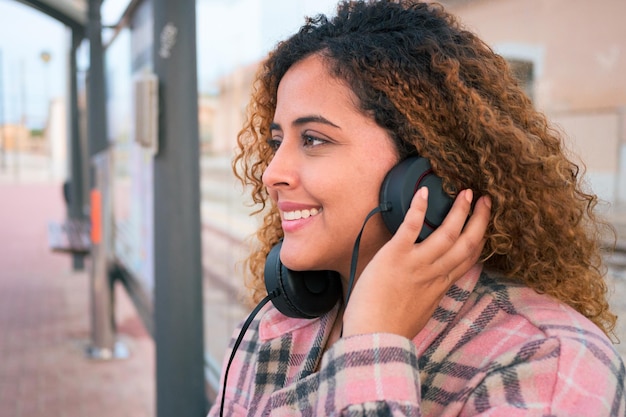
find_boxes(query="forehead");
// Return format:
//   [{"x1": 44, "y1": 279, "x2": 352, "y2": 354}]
[{"x1": 274, "y1": 55, "x2": 361, "y2": 122}]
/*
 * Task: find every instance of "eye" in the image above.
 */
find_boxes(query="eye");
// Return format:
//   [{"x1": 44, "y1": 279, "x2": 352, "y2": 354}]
[
  {"x1": 302, "y1": 134, "x2": 327, "y2": 147},
  {"x1": 266, "y1": 138, "x2": 282, "y2": 152}
]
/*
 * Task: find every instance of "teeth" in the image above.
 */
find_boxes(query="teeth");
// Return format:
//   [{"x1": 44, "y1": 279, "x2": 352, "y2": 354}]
[{"x1": 283, "y1": 208, "x2": 320, "y2": 220}]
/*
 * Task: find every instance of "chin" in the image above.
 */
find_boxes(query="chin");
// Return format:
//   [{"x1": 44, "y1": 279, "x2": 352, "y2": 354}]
[
  {"x1": 279, "y1": 239, "x2": 319, "y2": 272},
  {"x1": 280, "y1": 254, "x2": 315, "y2": 272}
]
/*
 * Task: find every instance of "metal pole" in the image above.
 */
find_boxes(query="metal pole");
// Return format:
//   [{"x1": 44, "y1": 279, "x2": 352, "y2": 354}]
[
  {"x1": 68, "y1": 29, "x2": 86, "y2": 270},
  {"x1": 85, "y1": 0, "x2": 126, "y2": 359},
  {"x1": 87, "y1": 0, "x2": 108, "y2": 158},
  {"x1": 40, "y1": 50, "x2": 52, "y2": 176},
  {"x1": 0, "y1": 49, "x2": 5, "y2": 171},
  {"x1": 16, "y1": 59, "x2": 27, "y2": 180},
  {"x1": 87, "y1": 151, "x2": 128, "y2": 359},
  {"x1": 152, "y1": 0, "x2": 207, "y2": 415}
]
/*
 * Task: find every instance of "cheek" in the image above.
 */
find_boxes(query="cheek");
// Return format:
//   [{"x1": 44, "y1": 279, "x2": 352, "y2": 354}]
[
  {"x1": 355, "y1": 143, "x2": 399, "y2": 188},
  {"x1": 353, "y1": 160, "x2": 397, "y2": 202},
  {"x1": 326, "y1": 175, "x2": 382, "y2": 219}
]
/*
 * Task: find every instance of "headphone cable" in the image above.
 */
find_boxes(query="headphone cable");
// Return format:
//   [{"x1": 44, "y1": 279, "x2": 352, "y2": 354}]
[
  {"x1": 344, "y1": 204, "x2": 388, "y2": 305},
  {"x1": 219, "y1": 290, "x2": 279, "y2": 417}
]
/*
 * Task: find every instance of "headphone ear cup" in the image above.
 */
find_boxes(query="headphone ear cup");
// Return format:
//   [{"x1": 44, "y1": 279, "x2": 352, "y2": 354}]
[
  {"x1": 380, "y1": 156, "x2": 454, "y2": 242},
  {"x1": 264, "y1": 242, "x2": 342, "y2": 319}
]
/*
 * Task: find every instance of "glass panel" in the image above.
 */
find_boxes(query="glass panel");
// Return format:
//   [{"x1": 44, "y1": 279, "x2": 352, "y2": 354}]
[{"x1": 106, "y1": 0, "x2": 156, "y2": 302}]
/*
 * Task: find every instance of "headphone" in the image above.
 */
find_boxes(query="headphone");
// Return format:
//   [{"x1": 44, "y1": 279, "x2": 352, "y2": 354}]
[{"x1": 264, "y1": 155, "x2": 454, "y2": 319}]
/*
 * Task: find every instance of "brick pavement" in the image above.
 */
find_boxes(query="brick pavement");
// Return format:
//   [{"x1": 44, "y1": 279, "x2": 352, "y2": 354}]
[{"x1": 0, "y1": 181, "x2": 155, "y2": 417}]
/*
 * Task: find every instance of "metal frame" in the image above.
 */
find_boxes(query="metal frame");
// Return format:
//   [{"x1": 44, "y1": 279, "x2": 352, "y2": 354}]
[
  {"x1": 16, "y1": 0, "x2": 86, "y2": 33},
  {"x1": 67, "y1": 28, "x2": 87, "y2": 270}
]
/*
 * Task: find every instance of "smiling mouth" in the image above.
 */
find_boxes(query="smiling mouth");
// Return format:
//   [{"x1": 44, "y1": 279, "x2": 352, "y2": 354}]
[{"x1": 282, "y1": 208, "x2": 322, "y2": 220}]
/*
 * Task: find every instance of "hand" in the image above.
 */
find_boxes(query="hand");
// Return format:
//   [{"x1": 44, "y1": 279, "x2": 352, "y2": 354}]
[{"x1": 342, "y1": 188, "x2": 491, "y2": 339}]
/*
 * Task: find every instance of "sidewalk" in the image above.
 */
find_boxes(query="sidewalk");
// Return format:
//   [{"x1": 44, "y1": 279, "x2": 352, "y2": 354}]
[{"x1": 0, "y1": 181, "x2": 155, "y2": 417}]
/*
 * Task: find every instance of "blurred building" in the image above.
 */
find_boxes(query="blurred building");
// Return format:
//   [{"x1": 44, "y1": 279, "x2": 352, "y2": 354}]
[
  {"x1": 45, "y1": 97, "x2": 67, "y2": 180},
  {"x1": 213, "y1": 62, "x2": 257, "y2": 155},
  {"x1": 0, "y1": 123, "x2": 44, "y2": 152}
]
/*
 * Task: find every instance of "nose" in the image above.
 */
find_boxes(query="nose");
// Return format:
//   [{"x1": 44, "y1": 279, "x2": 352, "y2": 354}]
[{"x1": 262, "y1": 143, "x2": 298, "y2": 190}]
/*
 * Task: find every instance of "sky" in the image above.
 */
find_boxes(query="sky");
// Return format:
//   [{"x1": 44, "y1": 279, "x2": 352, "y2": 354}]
[
  {"x1": 196, "y1": 0, "x2": 338, "y2": 92},
  {"x1": 0, "y1": 0, "x2": 340, "y2": 129},
  {"x1": 0, "y1": 0, "x2": 68, "y2": 129}
]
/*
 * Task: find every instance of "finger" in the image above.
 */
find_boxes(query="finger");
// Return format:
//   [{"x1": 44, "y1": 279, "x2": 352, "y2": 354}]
[
  {"x1": 417, "y1": 189, "x2": 474, "y2": 255},
  {"x1": 438, "y1": 188, "x2": 473, "y2": 235},
  {"x1": 392, "y1": 186, "x2": 429, "y2": 245},
  {"x1": 439, "y1": 195, "x2": 492, "y2": 278}
]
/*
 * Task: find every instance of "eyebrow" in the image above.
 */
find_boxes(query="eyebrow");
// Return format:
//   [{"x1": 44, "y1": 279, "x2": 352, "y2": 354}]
[{"x1": 270, "y1": 115, "x2": 341, "y2": 131}]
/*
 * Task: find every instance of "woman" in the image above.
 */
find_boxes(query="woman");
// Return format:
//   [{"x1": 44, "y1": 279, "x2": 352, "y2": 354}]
[{"x1": 209, "y1": 1, "x2": 625, "y2": 416}]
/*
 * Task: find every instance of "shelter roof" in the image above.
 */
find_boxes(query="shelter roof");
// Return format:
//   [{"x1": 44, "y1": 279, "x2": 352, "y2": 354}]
[{"x1": 16, "y1": 0, "x2": 87, "y2": 32}]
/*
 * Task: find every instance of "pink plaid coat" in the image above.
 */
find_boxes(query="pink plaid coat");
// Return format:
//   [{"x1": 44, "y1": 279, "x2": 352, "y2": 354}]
[{"x1": 209, "y1": 265, "x2": 626, "y2": 416}]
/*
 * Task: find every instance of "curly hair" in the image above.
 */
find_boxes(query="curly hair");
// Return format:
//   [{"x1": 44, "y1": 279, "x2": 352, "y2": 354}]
[{"x1": 232, "y1": 0, "x2": 617, "y2": 336}]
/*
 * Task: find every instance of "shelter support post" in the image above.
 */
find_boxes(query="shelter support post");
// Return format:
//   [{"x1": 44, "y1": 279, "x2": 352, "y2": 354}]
[
  {"x1": 86, "y1": 151, "x2": 128, "y2": 359},
  {"x1": 68, "y1": 28, "x2": 86, "y2": 271},
  {"x1": 152, "y1": 0, "x2": 207, "y2": 414},
  {"x1": 84, "y1": 0, "x2": 126, "y2": 360}
]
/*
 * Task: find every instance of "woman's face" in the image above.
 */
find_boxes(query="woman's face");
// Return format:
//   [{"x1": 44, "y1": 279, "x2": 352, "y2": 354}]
[{"x1": 262, "y1": 54, "x2": 399, "y2": 279}]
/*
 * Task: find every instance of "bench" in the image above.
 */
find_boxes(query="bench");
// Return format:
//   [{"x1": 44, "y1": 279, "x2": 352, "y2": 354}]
[{"x1": 48, "y1": 218, "x2": 91, "y2": 255}]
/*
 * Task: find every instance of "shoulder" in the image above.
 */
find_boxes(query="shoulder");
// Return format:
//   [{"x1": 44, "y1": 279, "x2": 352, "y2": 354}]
[
  {"x1": 457, "y1": 272, "x2": 625, "y2": 414},
  {"x1": 417, "y1": 270, "x2": 624, "y2": 415},
  {"x1": 473, "y1": 271, "x2": 613, "y2": 345}
]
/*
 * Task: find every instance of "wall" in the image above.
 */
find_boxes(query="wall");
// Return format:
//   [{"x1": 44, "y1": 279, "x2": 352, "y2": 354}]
[{"x1": 446, "y1": 0, "x2": 626, "y2": 205}]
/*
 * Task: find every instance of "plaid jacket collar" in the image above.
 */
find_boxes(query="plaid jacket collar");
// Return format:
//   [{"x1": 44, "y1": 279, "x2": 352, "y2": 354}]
[{"x1": 258, "y1": 301, "x2": 339, "y2": 342}]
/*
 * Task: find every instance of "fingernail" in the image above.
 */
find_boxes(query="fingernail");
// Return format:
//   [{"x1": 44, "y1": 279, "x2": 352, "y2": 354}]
[
  {"x1": 483, "y1": 195, "x2": 492, "y2": 208},
  {"x1": 464, "y1": 189, "x2": 473, "y2": 203},
  {"x1": 418, "y1": 186, "x2": 429, "y2": 200}
]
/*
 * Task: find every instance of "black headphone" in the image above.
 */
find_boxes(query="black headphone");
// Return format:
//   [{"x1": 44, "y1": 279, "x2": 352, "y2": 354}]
[{"x1": 263, "y1": 155, "x2": 454, "y2": 319}]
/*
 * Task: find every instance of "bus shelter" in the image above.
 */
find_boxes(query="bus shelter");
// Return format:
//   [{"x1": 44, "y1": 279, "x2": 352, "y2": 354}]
[{"x1": 16, "y1": 0, "x2": 207, "y2": 415}]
